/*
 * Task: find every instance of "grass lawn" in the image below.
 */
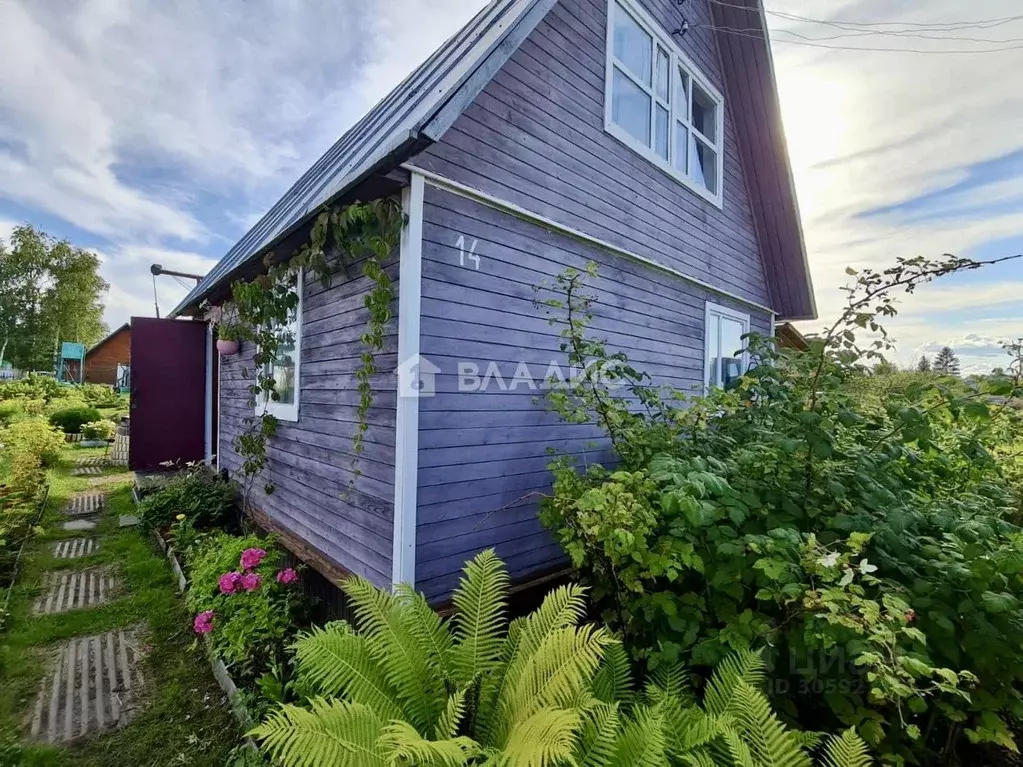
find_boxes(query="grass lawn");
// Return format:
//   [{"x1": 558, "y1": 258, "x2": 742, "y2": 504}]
[{"x1": 0, "y1": 446, "x2": 241, "y2": 766}]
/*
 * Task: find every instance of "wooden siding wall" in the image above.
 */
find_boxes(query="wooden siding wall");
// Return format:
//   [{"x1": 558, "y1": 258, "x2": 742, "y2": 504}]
[
  {"x1": 218, "y1": 257, "x2": 399, "y2": 588},
  {"x1": 85, "y1": 328, "x2": 130, "y2": 386},
  {"x1": 416, "y1": 185, "x2": 771, "y2": 600},
  {"x1": 410, "y1": 0, "x2": 774, "y2": 600},
  {"x1": 414, "y1": 0, "x2": 772, "y2": 310}
]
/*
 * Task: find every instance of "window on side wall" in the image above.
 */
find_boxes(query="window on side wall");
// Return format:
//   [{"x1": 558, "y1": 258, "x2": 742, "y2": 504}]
[
  {"x1": 705, "y1": 302, "x2": 750, "y2": 390},
  {"x1": 605, "y1": 0, "x2": 725, "y2": 206},
  {"x1": 261, "y1": 270, "x2": 303, "y2": 422}
]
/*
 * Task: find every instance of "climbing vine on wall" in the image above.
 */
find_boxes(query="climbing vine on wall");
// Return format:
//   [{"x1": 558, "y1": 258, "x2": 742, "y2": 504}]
[{"x1": 214, "y1": 198, "x2": 405, "y2": 497}]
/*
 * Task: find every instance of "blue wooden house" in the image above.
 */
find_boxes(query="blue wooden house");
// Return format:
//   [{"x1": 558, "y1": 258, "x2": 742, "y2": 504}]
[{"x1": 171, "y1": 0, "x2": 815, "y2": 603}]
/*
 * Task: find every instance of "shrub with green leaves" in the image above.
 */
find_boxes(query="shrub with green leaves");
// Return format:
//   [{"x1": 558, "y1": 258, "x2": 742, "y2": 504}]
[
  {"x1": 137, "y1": 464, "x2": 238, "y2": 531},
  {"x1": 81, "y1": 419, "x2": 117, "y2": 441},
  {"x1": 47, "y1": 405, "x2": 102, "y2": 434},
  {"x1": 251, "y1": 550, "x2": 870, "y2": 767},
  {"x1": 535, "y1": 259, "x2": 1023, "y2": 762},
  {"x1": 186, "y1": 533, "x2": 306, "y2": 684}
]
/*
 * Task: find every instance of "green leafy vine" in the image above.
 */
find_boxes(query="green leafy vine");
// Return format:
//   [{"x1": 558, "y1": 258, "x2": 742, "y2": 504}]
[{"x1": 212, "y1": 199, "x2": 404, "y2": 498}]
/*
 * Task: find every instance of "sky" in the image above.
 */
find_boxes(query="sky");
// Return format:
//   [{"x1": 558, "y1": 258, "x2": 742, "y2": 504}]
[{"x1": 0, "y1": 0, "x2": 1020, "y2": 374}]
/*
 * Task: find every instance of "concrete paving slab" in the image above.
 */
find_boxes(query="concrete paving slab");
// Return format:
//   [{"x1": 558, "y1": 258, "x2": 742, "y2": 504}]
[{"x1": 28, "y1": 627, "x2": 146, "y2": 744}]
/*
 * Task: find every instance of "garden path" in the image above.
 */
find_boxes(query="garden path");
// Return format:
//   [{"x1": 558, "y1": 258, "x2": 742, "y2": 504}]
[{"x1": 0, "y1": 445, "x2": 240, "y2": 765}]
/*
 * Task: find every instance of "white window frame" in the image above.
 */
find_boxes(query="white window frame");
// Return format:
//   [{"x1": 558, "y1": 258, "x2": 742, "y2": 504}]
[
  {"x1": 705, "y1": 301, "x2": 750, "y2": 390},
  {"x1": 259, "y1": 268, "x2": 303, "y2": 423},
  {"x1": 604, "y1": 0, "x2": 726, "y2": 207}
]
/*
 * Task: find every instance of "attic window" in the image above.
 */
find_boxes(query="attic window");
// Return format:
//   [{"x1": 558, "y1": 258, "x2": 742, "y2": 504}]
[{"x1": 605, "y1": 0, "x2": 725, "y2": 206}]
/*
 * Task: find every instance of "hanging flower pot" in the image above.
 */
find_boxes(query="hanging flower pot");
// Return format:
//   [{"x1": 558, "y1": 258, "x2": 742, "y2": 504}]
[{"x1": 217, "y1": 339, "x2": 239, "y2": 356}]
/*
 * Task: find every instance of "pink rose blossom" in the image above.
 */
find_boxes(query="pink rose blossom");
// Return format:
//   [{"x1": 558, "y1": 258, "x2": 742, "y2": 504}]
[
  {"x1": 218, "y1": 571, "x2": 243, "y2": 595},
  {"x1": 276, "y1": 568, "x2": 299, "y2": 585},
  {"x1": 240, "y1": 548, "x2": 267, "y2": 571},
  {"x1": 193, "y1": 610, "x2": 215, "y2": 635},
  {"x1": 240, "y1": 572, "x2": 262, "y2": 592}
]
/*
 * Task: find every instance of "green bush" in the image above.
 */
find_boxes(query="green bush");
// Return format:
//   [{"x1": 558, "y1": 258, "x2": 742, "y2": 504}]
[
  {"x1": 536, "y1": 260, "x2": 1023, "y2": 763},
  {"x1": 81, "y1": 419, "x2": 117, "y2": 441},
  {"x1": 47, "y1": 405, "x2": 102, "y2": 434},
  {"x1": 252, "y1": 550, "x2": 870, "y2": 767},
  {"x1": 137, "y1": 464, "x2": 238, "y2": 531},
  {"x1": 78, "y1": 383, "x2": 123, "y2": 408},
  {"x1": 0, "y1": 403, "x2": 22, "y2": 427},
  {"x1": 2, "y1": 418, "x2": 65, "y2": 476},
  {"x1": 186, "y1": 533, "x2": 306, "y2": 684}
]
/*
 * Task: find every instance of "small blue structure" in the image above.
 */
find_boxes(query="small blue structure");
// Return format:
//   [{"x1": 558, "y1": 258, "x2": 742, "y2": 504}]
[{"x1": 57, "y1": 342, "x2": 86, "y2": 385}]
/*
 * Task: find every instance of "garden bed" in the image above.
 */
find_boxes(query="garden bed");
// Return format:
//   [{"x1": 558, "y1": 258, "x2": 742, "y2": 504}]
[{"x1": 151, "y1": 525, "x2": 257, "y2": 735}]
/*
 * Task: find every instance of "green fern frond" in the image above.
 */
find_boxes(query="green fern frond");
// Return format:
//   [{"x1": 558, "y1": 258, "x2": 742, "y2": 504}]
[
  {"x1": 451, "y1": 550, "x2": 510, "y2": 685},
  {"x1": 435, "y1": 689, "x2": 468, "y2": 740},
  {"x1": 378, "y1": 720, "x2": 481, "y2": 766},
  {"x1": 678, "y1": 750, "x2": 716, "y2": 767},
  {"x1": 645, "y1": 661, "x2": 692, "y2": 706},
  {"x1": 499, "y1": 708, "x2": 582, "y2": 767},
  {"x1": 721, "y1": 728, "x2": 758, "y2": 767},
  {"x1": 591, "y1": 641, "x2": 634, "y2": 706},
  {"x1": 342, "y1": 576, "x2": 444, "y2": 731},
  {"x1": 659, "y1": 698, "x2": 726, "y2": 754},
  {"x1": 480, "y1": 584, "x2": 589, "y2": 743},
  {"x1": 575, "y1": 703, "x2": 621, "y2": 767},
  {"x1": 613, "y1": 707, "x2": 668, "y2": 767},
  {"x1": 702, "y1": 648, "x2": 767, "y2": 717},
  {"x1": 290, "y1": 623, "x2": 405, "y2": 723},
  {"x1": 498, "y1": 625, "x2": 612, "y2": 744},
  {"x1": 396, "y1": 583, "x2": 456, "y2": 681},
  {"x1": 250, "y1": 698, "x2": 386, "y2": 767},
  {"x1": 726, "y1": 681, "x2": 811, "y2": 767},
  {"x1": 792, "y1": 731, "x2": 824, "y2": 751},
  {"x1": 819, "y1": 729, "x2": 873, "y2": 767}
]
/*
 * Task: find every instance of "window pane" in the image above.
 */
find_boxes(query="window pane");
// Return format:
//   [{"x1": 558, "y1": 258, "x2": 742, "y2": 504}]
[
  {"x1": 674, "y1": 122, "x2": 688, "y2": 172},
  {"x1": 272, "y1": 330, "x2": 297, "y2": 406},
  {"x1": 690, "y1": 135, "x2": 718, "y2": 195},
  {"x1": 655, "y1": 106, "x2": 669, "y2": 159},
  {"x1": 720, "y1": 317, "x2": 746, "y2": 388},
  {"x1": 692, "y1": 82, "x2": 717, "y2": 142},
  {"x1": 266, "y1": 275, "x2": 299, "y2": 407},
  {"x1": 613, "y1": 3, "x2": 652, "y2": 85},
  {"x1": 707, "y1": 314, "x2": 720, "y2": 387},
  {"x1": 612, "y1": 67, "x2": 652, "y2": 145},
  {"x1": 655, "y1": 47, "x2": 670, "y2": 100},
  {"x1": 676, "y1": 66, "x2": 690, "y2": 120}
]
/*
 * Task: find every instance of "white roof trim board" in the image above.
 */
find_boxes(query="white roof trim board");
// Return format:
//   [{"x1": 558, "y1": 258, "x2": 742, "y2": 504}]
[{"x1": 172, "y1": 0, "x2": 559, "y2": 316}]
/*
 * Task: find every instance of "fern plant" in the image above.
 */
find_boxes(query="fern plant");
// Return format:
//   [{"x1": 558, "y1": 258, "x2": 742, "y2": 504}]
[{"x1": 251, "y1": 550, "x2": 873, "y2": 766}]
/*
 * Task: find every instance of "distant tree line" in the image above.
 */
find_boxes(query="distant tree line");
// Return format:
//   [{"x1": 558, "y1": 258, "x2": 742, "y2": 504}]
[{"x1": 0, "y1": 225, "x2": 108, "y2": 372}]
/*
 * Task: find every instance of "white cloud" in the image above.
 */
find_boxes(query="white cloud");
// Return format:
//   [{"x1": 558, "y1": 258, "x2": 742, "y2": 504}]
[{"x1": 766, "y1": 0, "x2": 1023, "y2": 372}]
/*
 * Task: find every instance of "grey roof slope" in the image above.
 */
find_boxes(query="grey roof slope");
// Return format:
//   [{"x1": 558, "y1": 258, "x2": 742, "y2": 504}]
[{"x1": 172, "y1": 0, "x2": 558, "y2": 317}]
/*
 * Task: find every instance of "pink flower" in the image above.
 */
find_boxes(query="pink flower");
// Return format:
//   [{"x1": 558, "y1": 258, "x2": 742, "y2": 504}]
[
  {"x1": 193, "y1": 610, "x2": 215, "y2": 635},
  {"x1": 276, "y1": 568, "x2": 298, "y2": 585},
  {"x1": 240, "y1": 548, "x2": 267, "y2": 571},
  {"x1": 218, "y1": 571, "x2": 243, "y2": 595},
  {"x1": 240, "y1": 572, "x2": 262, "y2": 592}
]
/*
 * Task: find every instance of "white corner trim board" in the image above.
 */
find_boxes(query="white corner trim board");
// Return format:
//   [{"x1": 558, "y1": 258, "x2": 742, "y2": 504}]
[
  {"x1": 392, "y1": 171, "x2": 426, "y2": 589},
  {"x1": 404, "y1": 163, "x2": 776, "y2": 317}
]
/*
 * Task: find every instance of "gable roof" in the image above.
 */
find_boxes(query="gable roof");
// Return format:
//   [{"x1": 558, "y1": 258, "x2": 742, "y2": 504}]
[
  {"x1": 711, "y1": 0, "x2": 816, "y2": 320},
  {"x1": 173, "y1": 0, "x2": 814, "y2": 321},
  {"x1": 85, "y1": 323, "x2": 131, "y2": 357},
  {"x1": 172, "y1": 0, "x2": 558, "y2": 317}
]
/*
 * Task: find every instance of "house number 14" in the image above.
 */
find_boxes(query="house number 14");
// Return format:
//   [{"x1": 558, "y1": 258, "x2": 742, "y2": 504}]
[{"x1": 455, "y1": 235, "x2": 481, "y2": 271}]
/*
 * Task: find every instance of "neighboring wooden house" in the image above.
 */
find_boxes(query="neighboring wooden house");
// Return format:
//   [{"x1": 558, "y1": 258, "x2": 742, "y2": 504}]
[
  {"x1": 171, "y1": 0, "x2": 815, "y2": 602},
  {"x1": 85, "y1": 323, "x2": 131, "y2": 386}
]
